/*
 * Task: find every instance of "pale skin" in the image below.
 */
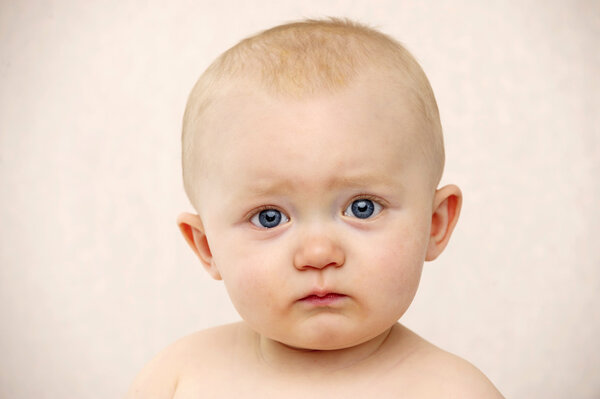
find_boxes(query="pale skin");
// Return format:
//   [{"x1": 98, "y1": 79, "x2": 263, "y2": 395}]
[{"x1": 126, "y1": 71, "x2": 504, "y2": 398}]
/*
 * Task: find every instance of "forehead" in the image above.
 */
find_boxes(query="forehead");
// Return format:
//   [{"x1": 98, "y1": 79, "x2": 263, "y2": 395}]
[{"x1": 197, "y1": 73, "x2": 428, "y2": 192}]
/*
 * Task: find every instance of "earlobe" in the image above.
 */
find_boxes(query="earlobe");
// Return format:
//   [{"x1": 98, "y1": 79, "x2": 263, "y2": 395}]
[
  {"x1": 176, "y1": 212, "x2": 222, "y2": 280},
  {"x1": 426, "y1": 185, "x2": 462, "y2": 261}
]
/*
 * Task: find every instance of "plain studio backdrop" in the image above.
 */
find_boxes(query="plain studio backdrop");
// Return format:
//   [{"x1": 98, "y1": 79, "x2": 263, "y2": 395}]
[{"x1": 1, "y1": 1, "x2": 598, "y2": 398}]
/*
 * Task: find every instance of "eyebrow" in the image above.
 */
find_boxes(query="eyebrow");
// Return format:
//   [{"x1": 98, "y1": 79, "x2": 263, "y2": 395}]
[{"x1": 243, "y1": 174, "x2": 398, "y2": 197}]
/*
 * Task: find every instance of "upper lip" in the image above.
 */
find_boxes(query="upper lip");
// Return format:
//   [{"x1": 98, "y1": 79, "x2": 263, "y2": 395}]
[{"x1": 299, "y1": 288, "x2": 345, "y2": 300}]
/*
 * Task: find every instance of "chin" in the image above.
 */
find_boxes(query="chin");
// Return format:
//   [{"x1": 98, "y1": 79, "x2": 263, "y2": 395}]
[
  {"x1": 282, "y1": 338, "x2": 356, "y2": 351},
  {"x1": 282, "y1": 326, "x2": 384, "y2": 351}
]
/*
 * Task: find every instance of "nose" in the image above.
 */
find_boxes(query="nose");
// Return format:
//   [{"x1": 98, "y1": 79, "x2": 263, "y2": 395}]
[{"x1": 293, "y1": 234, "x2": 345, "y2": 271}]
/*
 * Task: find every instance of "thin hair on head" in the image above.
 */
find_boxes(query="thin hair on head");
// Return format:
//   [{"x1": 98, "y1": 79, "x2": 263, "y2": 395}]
[{"x1": 182, "y1": 17, "x2": 444, "y2": 209}]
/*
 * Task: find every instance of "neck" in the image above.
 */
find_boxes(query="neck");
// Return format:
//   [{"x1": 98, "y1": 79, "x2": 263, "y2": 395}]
[{"x1": 254, "y1": 325, "x2": 396, "y2": 376}]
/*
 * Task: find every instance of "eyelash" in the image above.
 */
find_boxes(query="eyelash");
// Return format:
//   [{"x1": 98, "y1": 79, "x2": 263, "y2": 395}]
[
  {"x1": 247, "y1": 205, "x2": 285, "y2": 218},
  {"x1": 343, "y1": 194, "x2": 382, "y2": 209},
  {"x1": 246, "y1": 205, "x2": 290, "y2": 228},
  {"x1": 343, "y1": 194, "x2": 385, "y2": 217}
]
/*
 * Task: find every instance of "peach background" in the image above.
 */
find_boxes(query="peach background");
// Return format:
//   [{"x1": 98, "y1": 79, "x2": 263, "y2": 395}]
[{"x1": 1, "y1": 1, "x2": 598, "y2": 397}]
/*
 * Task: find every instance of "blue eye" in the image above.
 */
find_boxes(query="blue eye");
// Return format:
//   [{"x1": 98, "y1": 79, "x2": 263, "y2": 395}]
[
  {"x1": 344, "y1": 199, "x2": 382, "y2": 219},
  {"x1": 250, "y1": 209, "x2": 290, "y2": 228}
]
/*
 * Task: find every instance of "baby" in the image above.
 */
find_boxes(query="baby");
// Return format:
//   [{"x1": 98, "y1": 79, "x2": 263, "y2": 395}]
[{"x1": 126, "y1": 18, "x2": 504, "y2": 398}]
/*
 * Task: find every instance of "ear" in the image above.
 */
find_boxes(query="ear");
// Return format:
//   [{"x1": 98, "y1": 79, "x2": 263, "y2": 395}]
[
  {"x1": 176, "y1": 212, "x2": 221, "y2": 280},
  {"x1": 426, "y1": 184, "x2": 462, "y2": 261}
]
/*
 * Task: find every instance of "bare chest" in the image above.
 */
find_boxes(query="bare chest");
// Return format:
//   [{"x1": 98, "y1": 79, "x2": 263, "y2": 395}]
[{"x1": 172, "y1": 367, "x2": 418, "y2": 399}]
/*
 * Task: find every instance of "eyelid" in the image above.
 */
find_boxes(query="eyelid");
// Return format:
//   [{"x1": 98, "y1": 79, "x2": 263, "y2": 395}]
[
  {"x1": 342, "y1": 194, "x2": 387, "y2": 217},
  {"x1": 344, "y1": 193, "x2": 387, "y2": 208},
  {"x1": 244, "y1": 205, "x2": 285, "y2": 220},
  {"x1": 246, "y1": 205, "x2": 290, "y2": 228}
]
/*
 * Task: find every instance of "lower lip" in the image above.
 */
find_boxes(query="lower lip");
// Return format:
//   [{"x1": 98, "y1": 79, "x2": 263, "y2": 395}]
[{"x1": 300, "y1": 293, "x2": 346, "y2": 306}]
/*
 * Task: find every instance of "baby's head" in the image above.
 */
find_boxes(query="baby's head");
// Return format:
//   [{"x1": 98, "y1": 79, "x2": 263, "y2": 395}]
[{"x1": 178, "y1": 18, "x2": 461, "y2": 350}]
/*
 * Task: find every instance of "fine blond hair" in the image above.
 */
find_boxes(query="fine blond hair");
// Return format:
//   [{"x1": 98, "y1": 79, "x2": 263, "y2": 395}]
[{"x1": 182, "y1": 18, "x2": 444, "y2": 208}]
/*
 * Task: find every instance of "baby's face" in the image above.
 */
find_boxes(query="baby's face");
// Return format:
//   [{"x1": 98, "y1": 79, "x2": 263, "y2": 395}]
[{"x1": 194, "y1": 73, "x2": 436, "y2": 350}]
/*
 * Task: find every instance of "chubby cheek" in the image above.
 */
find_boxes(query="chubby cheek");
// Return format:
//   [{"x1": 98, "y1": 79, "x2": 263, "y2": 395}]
[
  {"x1": 358, "y1": 226, "x2": 427, "y2": 313},
  {"x1": 213, "y1": 240, "x2": 285, "y2": 321}
]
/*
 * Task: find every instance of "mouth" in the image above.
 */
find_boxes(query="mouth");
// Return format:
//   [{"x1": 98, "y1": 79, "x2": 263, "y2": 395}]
[{"x1": 298, "y1": 292, "x2": 347, "y2": 306}]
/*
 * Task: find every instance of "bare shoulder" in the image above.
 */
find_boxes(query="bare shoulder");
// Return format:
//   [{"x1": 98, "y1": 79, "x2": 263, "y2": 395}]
[
  {"x1": 124, "y1": 323, "x2": 244, "y2": 399},
  {"x1": 412, "y1": 346, "x2": 505, "y2": 398},
  {"x1": 389, "y1": 325, "x2": 504, "y2": 399}
]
